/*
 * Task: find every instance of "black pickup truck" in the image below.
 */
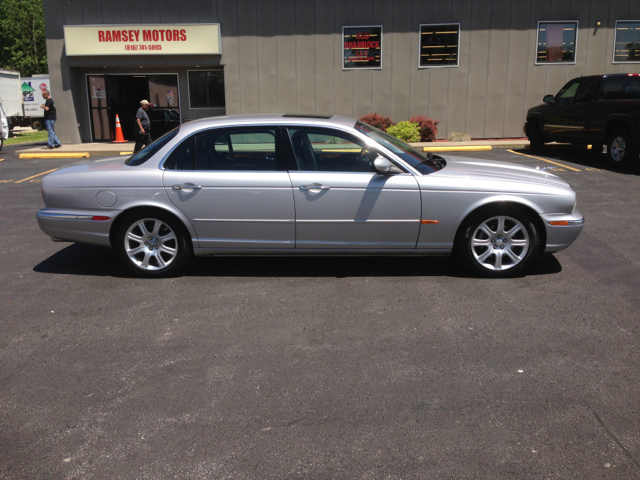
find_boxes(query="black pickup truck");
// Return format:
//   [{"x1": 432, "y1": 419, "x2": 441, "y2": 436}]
[{"x1": 524, "y1": 73, "x2": 640, "y2": 167}]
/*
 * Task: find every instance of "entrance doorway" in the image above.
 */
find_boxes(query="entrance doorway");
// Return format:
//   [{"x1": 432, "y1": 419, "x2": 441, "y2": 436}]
[{"x1": 87, "y1": 74, "x2": 180, "y2": 142}]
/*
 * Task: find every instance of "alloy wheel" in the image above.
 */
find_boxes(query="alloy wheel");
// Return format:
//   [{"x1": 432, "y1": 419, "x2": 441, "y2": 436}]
[
  {"x1": 124, "y1": 218, "x2": 178, "y2": 271},
  {"x1": 471, "y1": 215, "x2": 530, "y2": 271},
  {"x1": 610, "y1": 136, "x2": 626, "y2": 162}
]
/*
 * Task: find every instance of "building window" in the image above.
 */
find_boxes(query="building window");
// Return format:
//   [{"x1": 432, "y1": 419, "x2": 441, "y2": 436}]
[
  {"x1": 419, "y1": 24, "x2": 460, "y2": 68},
  {"x1": 536, "y1": 21, "x2": 578, "y2": 65},
  {"x1": 188, "y1": 70, "x2": 225, "y2": 109},
  {"x1": 343, "y1": 26, "x2": 383, "y2": 70},
  {"x1": 613, "y1": 21, "x2": 640, "y2": 63}
]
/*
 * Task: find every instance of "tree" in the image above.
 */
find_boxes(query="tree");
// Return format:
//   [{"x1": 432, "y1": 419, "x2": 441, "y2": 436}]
[{"x1": 0, "y1": 0, "x2": 48, "y2": 77}]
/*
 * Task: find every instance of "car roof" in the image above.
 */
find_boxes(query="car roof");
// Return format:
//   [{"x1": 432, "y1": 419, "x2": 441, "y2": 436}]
[
  {"x1": 178, "y1": 113, "x2": 358, "y2": 135},
  {"x1": 583, "y1": 73, "x2": 637, "y2": 79}
]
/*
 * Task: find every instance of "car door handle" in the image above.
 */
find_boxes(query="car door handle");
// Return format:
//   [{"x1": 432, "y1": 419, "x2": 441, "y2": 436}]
[
  {"x1": 172, "y1": 184, "x2": 202, "y2": 190},
  {"x1": 300, "y1": 184, "x2": 330, "y2": 191}
]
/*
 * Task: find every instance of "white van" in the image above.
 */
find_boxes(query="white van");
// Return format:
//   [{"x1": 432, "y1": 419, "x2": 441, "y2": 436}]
[{"x1": 0, "y1": 102, "x2": 9, "y2": 150}]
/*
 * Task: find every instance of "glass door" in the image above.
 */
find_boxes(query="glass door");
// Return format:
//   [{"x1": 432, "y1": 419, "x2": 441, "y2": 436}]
[
  {"x1": 147, "y1": 75, "x2": 180, "y2": 140},
  {"x1": 87, "y1": 74, "x2": 180, "y2": 141},
  {"x1": 87, "y1": 76, "x2": 110, "y2": 141}
]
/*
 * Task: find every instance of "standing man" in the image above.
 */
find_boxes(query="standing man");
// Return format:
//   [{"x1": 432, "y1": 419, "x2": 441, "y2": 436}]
[
  {"x1": 41, "y1": 90, "x2": 61, "y2": 149},
  {"x1": 134, "y1": 99, "x2": 152, "y2": 153}
]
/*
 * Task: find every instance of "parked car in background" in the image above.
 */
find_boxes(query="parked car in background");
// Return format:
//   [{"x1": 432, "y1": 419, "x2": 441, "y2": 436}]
[
  {"x1": 524, "y1": 73, "x2": 640, "y2": 167},
  {"x1": 37, "y1": 114, "x2": 584, "y2": 278},
  {"x1": 148, "y1": 108, "x2": 180, "y2": 140}
]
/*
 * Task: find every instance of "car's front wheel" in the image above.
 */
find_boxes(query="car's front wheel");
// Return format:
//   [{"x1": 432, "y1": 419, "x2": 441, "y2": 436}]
[
  {"x1": 605, "y1": 128, "x2": 637, "y2": 168},
  {"x1": 456, "y1": 208, "x2": 540, "y2": 278},
  {"x1": 115, "y1": 211, "x2": 191, "y2": 277}
]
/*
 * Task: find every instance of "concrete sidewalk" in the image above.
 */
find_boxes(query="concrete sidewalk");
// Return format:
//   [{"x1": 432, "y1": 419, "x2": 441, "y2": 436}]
[{"x1": 18, "y1": 139, "x2": 531, "y2": 159}]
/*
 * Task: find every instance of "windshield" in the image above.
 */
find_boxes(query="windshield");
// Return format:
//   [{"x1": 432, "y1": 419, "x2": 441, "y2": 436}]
[
  {"x1": 125, "y1": 128, "x2": 180, "y2": 166},
  {"x1": 355, "y1": 121, "x2": 446, "y2": 174}
]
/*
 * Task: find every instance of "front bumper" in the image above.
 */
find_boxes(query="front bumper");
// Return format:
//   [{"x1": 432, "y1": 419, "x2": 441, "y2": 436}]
[
  {"x1": 37, "y1": 208, "x2": 119, "y2": 247},
  {"x1": 541, "y1": 209, "x2": 584, "y2": 252}
]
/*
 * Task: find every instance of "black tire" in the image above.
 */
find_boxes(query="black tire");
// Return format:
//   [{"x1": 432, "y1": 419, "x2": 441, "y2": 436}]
[
  {"x1": 527, "y1": 121, "x2": 544, "y2": 153},
  {"x1": 31, "y1": 119, "x2": 43, "y2": 131},
  {"x1": 605, "y1": 128, "x2": 638, "y2": 168},
  {"x1": 0, "y1": 138, "x2": 3, "y2": 151},
  {"x1": 114, "y1": 210, "x2": 192, "y2": 278},
  {"x1": 455, "y1": 207, "x2": 540, "y2": 278}
]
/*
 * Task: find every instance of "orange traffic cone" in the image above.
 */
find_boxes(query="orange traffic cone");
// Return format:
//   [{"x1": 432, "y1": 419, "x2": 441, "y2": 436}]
[{"x1": 112, "y1": 114, "x2": 127, "y2": 143}]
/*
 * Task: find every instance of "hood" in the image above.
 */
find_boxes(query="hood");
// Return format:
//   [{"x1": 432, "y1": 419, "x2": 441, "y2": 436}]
[{"x1": 434, "y1": 157, "x2": 572, "y2": 190}]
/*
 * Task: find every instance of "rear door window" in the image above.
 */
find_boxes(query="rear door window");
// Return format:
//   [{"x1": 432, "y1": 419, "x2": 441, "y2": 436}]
[
  {"x1": 165, "y1": 128, "x2": 282, "y2": 171},
  {"x1": 599, "y1": 76, "x2": 640, "y2": 100}
]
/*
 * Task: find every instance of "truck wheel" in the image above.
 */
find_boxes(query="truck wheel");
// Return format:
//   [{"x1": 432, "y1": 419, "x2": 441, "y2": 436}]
[
  {"x1": 0, "y1": 138, "x2": 3, "y2": 151},
  {"x1": 31, "y1": 119, "x2": 44, "y2": 131},
  {"x1": 606, "y1": 129, "x2": 637, "y2": 168},
  {"x1": 527, "y1": 122, "x2": 544, "y2": 153}
]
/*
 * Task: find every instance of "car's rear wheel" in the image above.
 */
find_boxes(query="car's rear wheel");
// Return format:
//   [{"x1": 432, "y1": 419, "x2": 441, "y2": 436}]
[
  {"x1": 115, "y1": 211, "x2": 191, "y2": 277},
  {"x1": 456, "y1": 207, "x2": 540, "y2": 278},
  {"x1": 527, "y1": 122, "x2": 544, "y2": 153},
  {"x1": 605, "y1": 128, "x2": 637, "y2": 168}
]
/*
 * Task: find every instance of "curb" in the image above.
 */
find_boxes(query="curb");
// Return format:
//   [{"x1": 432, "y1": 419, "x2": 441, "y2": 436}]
[
  {"x1": 19, "y1": 152, "x2": 90, "y2": 159},
  {"x1": 423, "y1": 146, "x2": 493, "y2": 152}
]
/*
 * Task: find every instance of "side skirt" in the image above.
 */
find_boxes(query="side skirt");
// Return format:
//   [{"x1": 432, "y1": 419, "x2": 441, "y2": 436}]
[{"x1": 193, "y1": 248, "x2": 451, "y2": 257}]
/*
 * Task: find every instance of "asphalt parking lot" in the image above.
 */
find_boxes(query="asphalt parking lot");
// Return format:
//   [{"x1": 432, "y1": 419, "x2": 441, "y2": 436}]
[{"x1": 1, "y1": 143, "x2": 639, "y2": 479}]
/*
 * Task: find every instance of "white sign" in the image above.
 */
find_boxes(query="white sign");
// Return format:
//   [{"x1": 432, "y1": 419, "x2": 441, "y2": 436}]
[{"x1": 64, "y1": 24, "x2": 221, "y2": 56}]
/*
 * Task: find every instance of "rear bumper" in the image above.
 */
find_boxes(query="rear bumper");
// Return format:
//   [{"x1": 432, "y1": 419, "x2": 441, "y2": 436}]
[
  {"x1": 37, "y1": 208, "x2": 118, "y2": 247},
  {"x1": 541, "y1": 209, "x2": 584, "y2": 253}
]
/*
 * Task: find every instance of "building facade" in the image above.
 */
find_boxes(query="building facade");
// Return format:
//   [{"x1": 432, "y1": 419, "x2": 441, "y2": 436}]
[{"x1": 43, "y1": 0, "x2": 640, "y2": 144}]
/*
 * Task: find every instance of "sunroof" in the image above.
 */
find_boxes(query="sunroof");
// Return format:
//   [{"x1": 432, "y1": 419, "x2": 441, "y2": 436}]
[{"x1": 283, "y1": 114, "x2": 333, "y2": 119}]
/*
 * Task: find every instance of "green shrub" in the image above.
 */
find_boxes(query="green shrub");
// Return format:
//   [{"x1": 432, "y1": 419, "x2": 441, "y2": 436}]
[{"x1": 387, "y1": 121, "x2": 421, "y2": 143}]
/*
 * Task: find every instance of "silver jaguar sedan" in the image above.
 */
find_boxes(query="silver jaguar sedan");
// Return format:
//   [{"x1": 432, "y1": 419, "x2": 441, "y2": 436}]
[{"x1": 37, "y1": 114, "x2": 584, "y2": 278}]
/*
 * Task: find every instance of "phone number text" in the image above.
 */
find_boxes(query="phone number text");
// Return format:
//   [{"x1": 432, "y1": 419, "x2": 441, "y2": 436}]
[{"x1": 125, "y1": 44, "x2": 163, "y2": 51}]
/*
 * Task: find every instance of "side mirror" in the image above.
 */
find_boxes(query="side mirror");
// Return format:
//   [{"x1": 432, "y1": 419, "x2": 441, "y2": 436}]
[
  {"x1": 543, "y1": 95, "x2": 555, "y2": 103},
  {"x1": 373, "y1": 156, "x2": 403, "y2": 174}
]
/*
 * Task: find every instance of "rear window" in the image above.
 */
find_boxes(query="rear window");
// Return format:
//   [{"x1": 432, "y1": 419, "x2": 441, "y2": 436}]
[
  {"x1": 125, "y1": 129, "x2": 179, "y2": 166},
  {"x1": 599, "y1": 76, "x2": 640, "y2": 100}
]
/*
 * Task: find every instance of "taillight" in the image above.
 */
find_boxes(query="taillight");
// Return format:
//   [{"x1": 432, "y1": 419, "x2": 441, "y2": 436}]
[{"x1": 628, "y1": 73, "x2": 640, "y2": 77}]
